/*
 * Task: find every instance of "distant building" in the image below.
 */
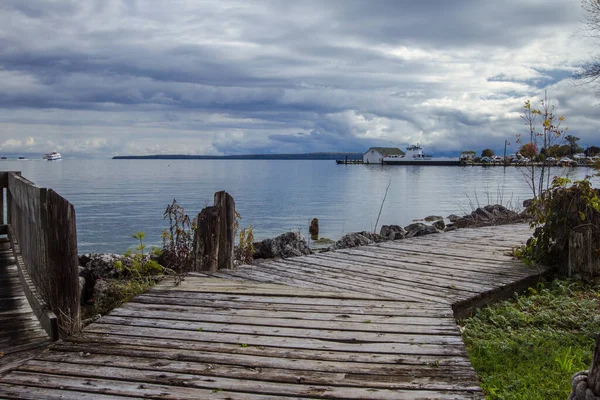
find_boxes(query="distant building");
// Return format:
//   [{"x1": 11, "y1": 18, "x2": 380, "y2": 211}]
[
  {"x1": 459, "y1": 151, "x2": 477, "y2": 162},
  {"x1": 363, "y1": 147, "x2": 404, "y2": 164}
]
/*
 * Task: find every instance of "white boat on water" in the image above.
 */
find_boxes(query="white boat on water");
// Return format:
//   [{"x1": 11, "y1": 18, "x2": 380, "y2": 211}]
[
  {"x1": 383, "y1": 144, "x2": 459, "y2": 166},
  {"x1": 44, "y1": 152, "x2": 62, "y2": 161}
]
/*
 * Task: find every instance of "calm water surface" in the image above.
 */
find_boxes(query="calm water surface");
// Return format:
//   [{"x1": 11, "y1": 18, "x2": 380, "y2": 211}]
[{"x1": 4, "y1": 159, "x2": 595, "y2": 254}]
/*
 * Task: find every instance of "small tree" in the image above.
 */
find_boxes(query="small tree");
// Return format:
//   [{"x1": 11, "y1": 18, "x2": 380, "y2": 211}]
[
  {"x1": 577, "y1": 1, "x2": 600, "y2": 84},
  {"x1": 565, "y1": 135, "x2": 583, "y2": 156},
  {"x1": 481, "y1": 148, "x2": 494, "y2": 158},
  {"x1": 519, "y1": 143, "x2": 538, "y2": 159},
  {"x1": 516, "y1": 92, "x2": 567, "y2": 199},
  {"x1": 586, "y1": 146, "x2": 600, "y2": 157}
]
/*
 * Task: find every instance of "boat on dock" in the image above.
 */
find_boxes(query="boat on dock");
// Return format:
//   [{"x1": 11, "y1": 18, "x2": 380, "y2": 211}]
[{"x1": 383, "y1": 144, "x2": 460, "y2": 166}]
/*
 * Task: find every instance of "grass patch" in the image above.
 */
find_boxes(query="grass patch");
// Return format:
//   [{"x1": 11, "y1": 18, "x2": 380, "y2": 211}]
[{"x1": 459, "y1": 278, "x2": 600, "y2": 399}]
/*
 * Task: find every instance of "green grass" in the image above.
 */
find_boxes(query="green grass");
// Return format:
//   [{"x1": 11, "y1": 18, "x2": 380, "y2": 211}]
[{"x1": 459, "y1": 278, "x2": 600, "y2": 399}]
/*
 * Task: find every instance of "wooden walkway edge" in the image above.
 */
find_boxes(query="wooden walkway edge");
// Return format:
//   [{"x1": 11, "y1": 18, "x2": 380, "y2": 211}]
[
  {"x1": 0, "y1": 238, "x2": 51, "y2": 375},
  {"x1": 0, "y1": 224, "x2": 548, "y2": 399}
]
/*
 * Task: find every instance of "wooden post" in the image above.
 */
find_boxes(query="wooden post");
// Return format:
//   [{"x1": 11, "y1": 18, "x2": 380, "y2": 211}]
[
  {"x1": 568, "y1": 226, "x2": 600, "y2": 280},
  {"x1": 309, "y1": 218, "x2": 319, "y2": 240},
  {"x1": 193, "y1": 206, "x2": 221, "y2": 272},
  {"x1": 45, "y1": 189, "x2": 81, "y2": 336},
  {"x1": 589, "y1": 335, "x2": 600, "y2": 395},
  {"x1": 214, "y1": 191, "x2": 235, "y2": 270},
  {"x1": 193, "y1": 191, "x2": 235, "y2": 271}
]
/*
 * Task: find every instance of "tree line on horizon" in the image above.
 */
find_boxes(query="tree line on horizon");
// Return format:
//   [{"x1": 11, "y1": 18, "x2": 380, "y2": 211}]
[{"x1": 473, "y1": 135, "x2": 598, "y2": 160}]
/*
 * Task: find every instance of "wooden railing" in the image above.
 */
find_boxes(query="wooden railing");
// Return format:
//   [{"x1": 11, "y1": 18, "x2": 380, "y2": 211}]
[{"x1": 3, "y1": 171, "x2": 80, "y2": 339}]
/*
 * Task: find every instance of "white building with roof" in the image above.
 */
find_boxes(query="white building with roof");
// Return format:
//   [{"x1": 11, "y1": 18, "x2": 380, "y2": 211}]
[{"x1": 363, "y1": 147, "x2": 404, "y2": 164}]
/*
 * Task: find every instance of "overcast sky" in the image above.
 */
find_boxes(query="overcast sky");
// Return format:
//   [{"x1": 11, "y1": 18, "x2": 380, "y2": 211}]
[{"x1": 0, "y1": 0, "x2": 598, "y2": 157}]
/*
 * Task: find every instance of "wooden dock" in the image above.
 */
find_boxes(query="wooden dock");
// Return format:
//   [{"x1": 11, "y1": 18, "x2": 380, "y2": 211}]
[
  {"x1": 0, "y1": 224, "x2": 548, "y2": 399},
  {"x1": 0, "y1": 238, "x2": 51, "y2": 374}
]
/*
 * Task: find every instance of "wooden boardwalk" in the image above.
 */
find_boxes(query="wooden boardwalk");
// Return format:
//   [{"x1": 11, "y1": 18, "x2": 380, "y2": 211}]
[
  {"x1": 0, "y1": 238, "x2": 51, "y2": 374},
  {"x1": 0, "y1": 224, "x2": 548, "y2": 399}
]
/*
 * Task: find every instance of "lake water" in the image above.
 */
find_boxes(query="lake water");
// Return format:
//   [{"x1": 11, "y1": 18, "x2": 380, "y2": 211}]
[{"x1": 3, "y1": 159, "x2": 596, "y2": 254}]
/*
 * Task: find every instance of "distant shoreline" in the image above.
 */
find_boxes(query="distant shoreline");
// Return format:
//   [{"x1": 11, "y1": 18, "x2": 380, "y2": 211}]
[{"x1": 112, "y1": 152, "x2": 363, "y2": 160}]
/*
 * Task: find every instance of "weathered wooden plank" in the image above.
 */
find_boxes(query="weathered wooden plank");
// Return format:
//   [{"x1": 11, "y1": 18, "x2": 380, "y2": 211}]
[
  {"x1": 65, "y1": 333, "x2": 475, "y2": 366},
  {"x1": 276, "y1": 256, "x2": 490, "y2": 294},
  {"x1": 216, "y1": 264, "x2": 448, "y2": 303},
  {"x1": 372, "y1": 244, "x2": 536, "y2": 273},
  {"x1": 260, "y1": 260, "x2": 463, "y2": 303},
  {"x1": 162, "y1": 276, "x2": 382, "y2": 299},
  {"x1": 28, "y1": 354, "x2": 480, "y2": 391},
  {"x1": 13, "y1": 363, "x2": 483, "y2": 399},
  {"x1": 50, "y1": 341, "x2": 476, "y2": 372},
  {"x1": 96, "y1": 315, "x2": 465, "y2": 344},
  {"x1": 141, "y1": 290, "x2": 419, "y2": 308},
  {"x1": 320, "y1": 249, "x2": 531, "y2": 288},
  {"x1": 0, "y1": 384, "x2": 127, "y2": 400},
  {"x1": 335, "y1": 245, "x2": 531, "y2": 278},
  {"x1": 131, "y1": 294, "x2": 452, "y2": 317},
  {"x1": 111, "y1": 305, "x2": 461, "y2": 331},
  {"x1": 1, "y1": 371, "x2": 319, "y2": 400},
  {"x1": 452, "y1": 268, "x2": 551, "y2": 319},
  {"x1": 83, "y1": 324, "x2": 468, "y2": 356},
  {"x1": 210, "y1": 267, "x2": 370, "y2": 297}
]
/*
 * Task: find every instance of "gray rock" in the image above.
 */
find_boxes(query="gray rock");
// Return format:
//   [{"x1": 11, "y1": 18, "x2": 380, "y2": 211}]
[
  {"x1": 424, "y1": 215, "x2": 443, "y2": 222},
  {"x1": 473, "y1": 207, "x2": 494, "y2": 221},
  {"x1": 79, "y1": 276, "x2": 86, "y2": 303},
  {"x1": 454, "y1": 216, "x2": 475, "y2": 228},
  {"x1": 79, "y1": 253, "x2": 123, "y2": 281},
  {"x1": 452, "y1": 204, "x2": 524, "y2": 229},
  {"x1": 253, "y1": 231, "x2": 313, "y2": 259},
  {"x1": 432, "y1": 219, "x2": 446, "y2": 230},
  {"x1": 92, "y1": 279, "x2": 118, "y2": 315},
  {"x1": 379, "y1": 225, "x2": 406, "y2": 240},
  {"x1": 447, "y1": 214, "x2": 460, "y2": 222},
  {"x1": 331, "y1": 231, "x2": 385, "y2": 250},
  {"x1": 404, "y1": 223, "x2": 439, "y2": 238}
]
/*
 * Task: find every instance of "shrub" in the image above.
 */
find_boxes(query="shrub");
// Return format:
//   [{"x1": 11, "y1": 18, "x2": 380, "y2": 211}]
[
  {"x1": 517, "y1": 177, "x2": 600, "y2": 267},
  {"x1": 161, "y1": 199, "x2": 196, "y2": 273}
]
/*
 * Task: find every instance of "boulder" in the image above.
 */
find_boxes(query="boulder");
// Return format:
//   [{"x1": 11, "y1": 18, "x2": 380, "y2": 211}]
[
  {"x1": 79, "y1": 253, "x2": 123, "y2": 281},
  {"x1": 379, "y1": 225, "x2": 406, "y2": 240},
  {"x1": 253, "y1": 231, "x2": 312, "y2": 260},
  {"x1": 452, "y1": 204, "x2": 524, "y2": 229},
  {"x1": 472, "y1": 207, "x2": 494, "y2": 221},
  {"x1": 91, "y1": 279, "x2": 119, "y2": 316},
  {"x1": 331, "y1": 231, "x2": 385, "y2": 250},
  {"x1": 432, "y1": 219, "x2": 446, "y2": 230},
  {"x1": 79, "y1": 276, "x2": 86, "y2": 303},
  {"x1": 404, "y1": 223, "x2": 439, "y2": 238},
  {"x1": 447, "y1": 214, "x2": 460, "y2": 222},
  {"x1": 424, "y1": 215, "x2": 443, "y2": 222}
]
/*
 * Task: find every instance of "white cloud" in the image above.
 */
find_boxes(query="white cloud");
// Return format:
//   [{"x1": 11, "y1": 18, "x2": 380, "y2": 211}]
[{"x1": 0, "y1": 0, "x2": 597, "y2": 156}]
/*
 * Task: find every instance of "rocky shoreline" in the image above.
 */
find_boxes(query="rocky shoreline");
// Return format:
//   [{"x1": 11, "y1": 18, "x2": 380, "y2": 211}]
[
  {"x1": 251, "y1": 204, "x2": 527, "y2": 259},
  {"x1": 78, "y1": 204, "x2": 528, "y2": 320}
]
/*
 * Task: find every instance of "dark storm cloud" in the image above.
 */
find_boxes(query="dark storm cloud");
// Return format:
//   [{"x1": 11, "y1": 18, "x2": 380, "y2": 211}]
[{"x1": 0, "y1": 0, "x2": 595, "y2": 156}]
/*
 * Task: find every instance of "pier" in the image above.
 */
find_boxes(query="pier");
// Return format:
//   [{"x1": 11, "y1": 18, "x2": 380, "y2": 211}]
[{"x1": 0, "y1": 172, "x2": 549, "y2": 399}]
